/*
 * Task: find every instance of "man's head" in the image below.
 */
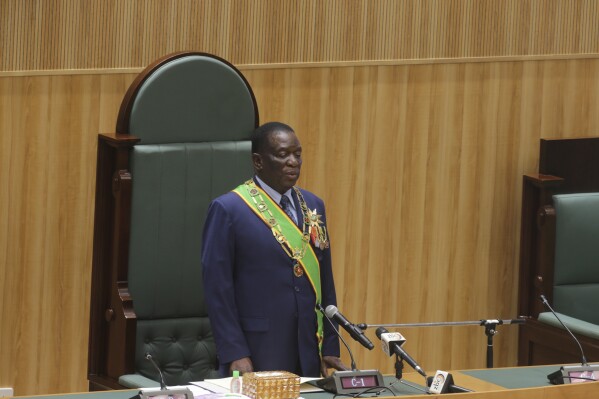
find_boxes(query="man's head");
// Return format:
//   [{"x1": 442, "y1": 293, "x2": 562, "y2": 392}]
[{"x1": 251, "y1": 122, "x2": 302, "y2": 194}]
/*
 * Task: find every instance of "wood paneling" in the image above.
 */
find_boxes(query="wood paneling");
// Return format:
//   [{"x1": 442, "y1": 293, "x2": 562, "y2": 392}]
[
  {"x1": 2, "y1": 0, "x2": 599, "y2": 72},
  {"x1": 0, "y1": 72, "x2": 137, "y2": 394},
  {"x1": 2, "y1": 58, "x2": 599, "y2": 394}
]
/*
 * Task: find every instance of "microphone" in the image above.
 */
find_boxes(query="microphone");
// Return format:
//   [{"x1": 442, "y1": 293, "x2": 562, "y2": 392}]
[
  {"x1": 318, "y1": 304, "x2": 358, "y2": 370},
  {"x1": 539, "y1": 295, "x2": 598, "y2": 384},
  {"x1": 427, "y1": 371, "x2": 472, "y2": 394},
  {"x1": 141, "y1": 353, "x2": 194, "y2": 399},
  {"x1": 324, "y1": 305, "x2": 374, "y2": 350},
  {"x1": 375, "y1": 327, "x2": 426, "y2": 377},
  {"x1": 539, "y1": 295, "x2": 588, "y2": 365},
  {"x1": 145, "y1": 353, "x2": 167, "y2": 390},
  {"x1": 315, "y1": 304, "x2": 384, "y2": 395}
]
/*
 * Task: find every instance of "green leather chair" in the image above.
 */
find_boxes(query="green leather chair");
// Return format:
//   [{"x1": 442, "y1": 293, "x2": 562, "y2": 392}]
[
  {"x1": 518, "y1": 137, "x2": 599, "y2": 366},
  {"x1": 536, "y1": 193, "x2": 599, "y2": 339},
  {"x1": 88, "y1": 52, "x2": 259, "y2": 390}
]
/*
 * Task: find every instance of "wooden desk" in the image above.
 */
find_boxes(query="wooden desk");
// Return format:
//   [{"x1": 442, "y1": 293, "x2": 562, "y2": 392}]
[
  {"x1": 9, "y1": 366, "x2": 599, "y2": 399},
  {"x1": 399, "y1": 365, "x2": 599, "y2": 398}
]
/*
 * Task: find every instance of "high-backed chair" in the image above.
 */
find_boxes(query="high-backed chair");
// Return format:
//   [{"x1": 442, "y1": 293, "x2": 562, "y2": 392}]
[
  {"x1": 518, "y1": 137, "x2": 599, "y2": 366},
  {"x1": 88, "y1": 52, "x2": 259, "y2": 390}
]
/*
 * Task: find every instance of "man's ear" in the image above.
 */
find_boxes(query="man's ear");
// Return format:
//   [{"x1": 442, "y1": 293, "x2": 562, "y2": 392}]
[{"x1": 252, "y1": 153, "x2": 262, "y2": 171}]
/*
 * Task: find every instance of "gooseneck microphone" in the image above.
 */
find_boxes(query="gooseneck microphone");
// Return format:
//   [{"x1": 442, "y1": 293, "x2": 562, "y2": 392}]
[
  {"x1": 325, "y1": 305, "x2": 375, "y2": 350},
  {"x1": 375, "y1": 327, "x2": 426, "y2": 377},
  {"x1": 145, "y1": 352, "x2": 167, "y2": 390},
  {"x1": 539, "y1": 295, "x2": 588, "y2": 366},
  {"x1": 539, "y1": 295, "x2": 599, "y2": 385},
  {"x1": 318, "y1": 304, "x2": 357, "y2": 370}
]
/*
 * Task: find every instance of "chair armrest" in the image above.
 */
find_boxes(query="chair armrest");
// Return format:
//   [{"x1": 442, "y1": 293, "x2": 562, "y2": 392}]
[
  {"x1": 538, "y1": 311, "x2": 599, "y2": 340},
  {"x1": 118, "y1": 374, "x2": 161, "y2": 389}
]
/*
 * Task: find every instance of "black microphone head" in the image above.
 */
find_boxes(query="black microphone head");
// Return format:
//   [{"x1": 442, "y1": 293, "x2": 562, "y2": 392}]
[
  {"x1": 316, "y1": 303, "x2": 326, "y2": 313},
  {"x1": 375, "y1": 326, "x2": 388, "y2": 339},
  {"x1": 325, "y1": 305, "x2": 338, "y2": 318}
]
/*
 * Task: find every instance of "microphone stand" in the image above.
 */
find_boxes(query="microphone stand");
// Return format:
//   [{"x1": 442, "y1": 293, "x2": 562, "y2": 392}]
[
  {"x1": 315, "y1": 304, "x2": 384, "y2": 395},
  {"x1": 318, "y1": 304, "x2": 357, "y2": 370},
  {"x1": 394, "y1": 354, "x2": 404, "y2": 380},
  {"x1": 357, "y1": 318, "x2": 526, "y2": 368}
]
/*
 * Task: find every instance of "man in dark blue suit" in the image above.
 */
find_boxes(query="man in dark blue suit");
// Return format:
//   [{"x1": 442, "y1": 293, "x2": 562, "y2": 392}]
[{"x1": 202, "y1": 122, "x2": 348, "y2": 377}]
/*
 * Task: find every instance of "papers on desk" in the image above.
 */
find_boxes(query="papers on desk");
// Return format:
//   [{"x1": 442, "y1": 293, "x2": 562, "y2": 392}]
[
  {"x1": 299, "y1": 377, "x2": 325, "y2": 393},
  {"x1": 139, "y1": 385, "x2": 217, "y2": 398}
]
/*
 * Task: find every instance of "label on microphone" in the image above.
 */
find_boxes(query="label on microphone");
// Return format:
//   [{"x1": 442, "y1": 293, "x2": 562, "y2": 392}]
[
  {"x1": 429, "y1": 370, "x2": 450, "y2": 394},
  {"x1": 380, "y1": 332, "x2": 406, "y2": 356}
]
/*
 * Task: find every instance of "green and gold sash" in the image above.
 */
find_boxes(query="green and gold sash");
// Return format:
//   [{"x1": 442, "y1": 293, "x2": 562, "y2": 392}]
[{"x1": 233, "y1": 180, "x2": 324, "y2": 350}]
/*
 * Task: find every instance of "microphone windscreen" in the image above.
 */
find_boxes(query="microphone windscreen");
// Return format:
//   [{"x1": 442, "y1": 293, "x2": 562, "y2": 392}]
[
  {"x1": 325, "y1": 305, "x2": 338, "y2": 319},
  {"x1": 375, "y1": 326, "x2": 388, "y2": 339}
]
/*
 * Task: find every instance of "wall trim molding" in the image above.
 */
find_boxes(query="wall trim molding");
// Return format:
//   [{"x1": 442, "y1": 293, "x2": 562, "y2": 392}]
[{"x1": 3, "y1": 53, "x2": 599, "y2": 78}]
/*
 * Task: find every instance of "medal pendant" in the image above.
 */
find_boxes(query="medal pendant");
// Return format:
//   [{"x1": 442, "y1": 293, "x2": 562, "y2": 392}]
[{"x1": 293, "y1": 264, "x2": 304, "y2": 277}]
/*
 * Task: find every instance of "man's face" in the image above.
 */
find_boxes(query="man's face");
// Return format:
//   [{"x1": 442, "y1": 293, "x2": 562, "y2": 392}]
[{"x1": 253, "y1": 130, "x2": 302, "y2": 194}]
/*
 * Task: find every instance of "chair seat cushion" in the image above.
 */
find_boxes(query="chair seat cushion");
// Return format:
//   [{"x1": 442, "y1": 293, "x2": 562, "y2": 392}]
[{"x1": 136, "y1": 318, "x2": 220, "y2": 385}]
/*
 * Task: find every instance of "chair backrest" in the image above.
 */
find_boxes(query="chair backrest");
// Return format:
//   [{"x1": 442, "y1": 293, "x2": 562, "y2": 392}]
[
  {"x1": 88, "y1": 52, "x2": 258, "y2": 389},
  {"x1": 552, "y1": 193, "x2": 599, "y2": 325},
  {"x1": 124, "y1": 53, "x2": 257, "y2": 384}
]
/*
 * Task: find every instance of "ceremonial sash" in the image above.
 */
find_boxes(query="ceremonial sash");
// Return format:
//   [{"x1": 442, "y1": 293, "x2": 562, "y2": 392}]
[{"x1": 233, "y1": 180, "x2": 324, "y2": 351}]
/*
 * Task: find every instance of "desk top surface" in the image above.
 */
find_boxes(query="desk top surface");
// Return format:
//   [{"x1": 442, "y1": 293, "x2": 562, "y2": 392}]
[{"x1": 11, "y1": 365, "x2": 599, "y2": 399}]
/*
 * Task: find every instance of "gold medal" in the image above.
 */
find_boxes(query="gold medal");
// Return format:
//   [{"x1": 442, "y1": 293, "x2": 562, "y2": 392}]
[{"x1": 293, "y1": 263, "x2": 304, "y2": 277}]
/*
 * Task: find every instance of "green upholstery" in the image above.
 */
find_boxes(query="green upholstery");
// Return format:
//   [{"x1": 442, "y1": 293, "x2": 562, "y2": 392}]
[
  {"x1": 121, "y1": 54, "x2": 257, "y2": 387},
  {"x1": 129, "y1": 56, "x2": 256, "y2": 144},
  {"x1": 128, "y1": 143, "x2": 251, "y2": 384},
  {"x1": 552, "y1": 193, "x2": 599, "y2": 326},
  {"x1": 538, "y1": 312, "x2": 599, "y2": 340},
  {"x1": 119, "y1": 373, "x2": 160, "y2": 389}
]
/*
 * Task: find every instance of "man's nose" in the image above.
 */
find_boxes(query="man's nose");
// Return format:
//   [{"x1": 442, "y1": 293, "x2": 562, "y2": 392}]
[{"x1": 287, "y1": 155, "x2": 300, "y2": 166}]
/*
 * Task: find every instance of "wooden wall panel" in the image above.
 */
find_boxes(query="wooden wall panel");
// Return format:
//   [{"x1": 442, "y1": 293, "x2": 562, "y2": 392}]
[
  {"x1": 2, "y1": 58, "x2": 599, "y2": 394},
  {"x1": 2, "y1": 0, "x2": 599, "y2": 72},
  {"x1": 0, "y1": 72, "x2": 138, "y2": 394}
]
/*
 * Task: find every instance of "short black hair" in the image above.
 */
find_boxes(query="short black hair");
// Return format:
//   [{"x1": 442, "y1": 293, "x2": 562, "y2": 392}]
[{"x1": 251, "y1": 122, "x2": 294, "y2": 154}]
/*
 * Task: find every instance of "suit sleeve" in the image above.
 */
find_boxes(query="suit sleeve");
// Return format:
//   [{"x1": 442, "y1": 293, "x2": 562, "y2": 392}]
[
  {"x1": 201, "y1": 199, "x2": 251, "y2": 365},
  {"x1": 318, "y1": 201, "x2": 342, "y2": 358}
]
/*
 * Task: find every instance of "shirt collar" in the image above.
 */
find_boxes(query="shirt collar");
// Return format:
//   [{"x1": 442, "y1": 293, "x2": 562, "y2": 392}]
[{"x1": 254, "y1": 175, "x2": 295, "y2": 209}]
